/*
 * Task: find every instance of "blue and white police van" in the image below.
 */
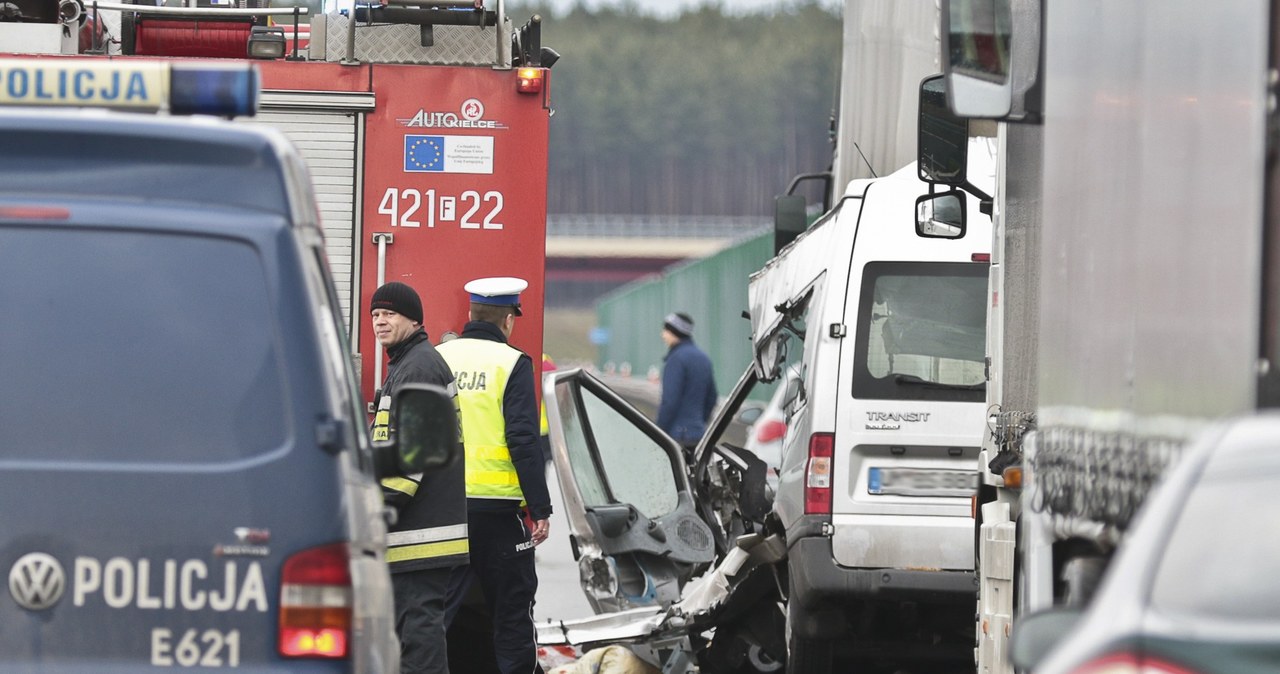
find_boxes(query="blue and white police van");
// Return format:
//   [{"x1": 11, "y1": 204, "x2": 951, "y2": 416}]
[{"x1": 0, "y1": 57, "x2": 455, "y2": 672}]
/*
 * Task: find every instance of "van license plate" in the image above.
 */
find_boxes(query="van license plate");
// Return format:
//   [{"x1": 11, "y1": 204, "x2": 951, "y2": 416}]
[{"x1": 867, "y1": 467, "x2": 976, "y2": 497}]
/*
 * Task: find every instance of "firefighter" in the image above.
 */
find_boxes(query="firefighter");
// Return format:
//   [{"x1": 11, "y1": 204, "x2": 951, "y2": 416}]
[
  {"x1": 438, "y1": 276, "x2": 552, "y2": 674},
  {"x1": 370, "y1": 281, "x2": 468, "y2": 674}
]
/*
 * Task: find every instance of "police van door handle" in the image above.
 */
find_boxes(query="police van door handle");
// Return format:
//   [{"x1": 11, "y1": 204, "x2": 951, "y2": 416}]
[{"x1": 371, "y1": 232, "x2": 394, "y2": 395}]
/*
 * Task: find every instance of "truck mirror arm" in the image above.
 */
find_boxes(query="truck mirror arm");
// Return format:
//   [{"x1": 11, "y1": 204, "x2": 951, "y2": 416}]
[{"x1": 955, "y1": 178, "x2": 993, "y2": 216}]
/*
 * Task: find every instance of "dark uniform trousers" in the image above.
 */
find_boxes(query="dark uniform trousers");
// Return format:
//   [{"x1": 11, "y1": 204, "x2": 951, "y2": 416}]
[
  {"x1": 393, "y1": 567, "x2": 452, "y2": 674},
  {"x1": 444, "y1": 510, "x2": 541, "y2": 674}
]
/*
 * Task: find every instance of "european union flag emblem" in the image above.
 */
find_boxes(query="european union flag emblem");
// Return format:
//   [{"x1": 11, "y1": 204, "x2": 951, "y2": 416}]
[{"x1": 404, "y1": 135, "x2": 444, "y2": 172}]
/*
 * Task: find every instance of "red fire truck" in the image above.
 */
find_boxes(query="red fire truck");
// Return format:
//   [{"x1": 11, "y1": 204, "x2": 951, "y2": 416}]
[{"x1": 0, "y1": 0, "x2": 555, "y2": 404}]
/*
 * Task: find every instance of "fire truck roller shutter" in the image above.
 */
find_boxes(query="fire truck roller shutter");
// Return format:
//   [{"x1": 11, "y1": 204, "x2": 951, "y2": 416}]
[{"x1": 237, "y1": 92, "x2": 373, "y2": 339}]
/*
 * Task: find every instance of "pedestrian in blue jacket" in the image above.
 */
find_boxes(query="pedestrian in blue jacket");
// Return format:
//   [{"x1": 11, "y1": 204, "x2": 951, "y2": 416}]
[{"x1": 657, "y1": 312, "x2": 717, "y2": 453}]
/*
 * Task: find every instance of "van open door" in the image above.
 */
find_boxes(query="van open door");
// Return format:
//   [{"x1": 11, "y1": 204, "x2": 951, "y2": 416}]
[{"x1": 543, "y1": 369, "x2": 717, "y2": 614}]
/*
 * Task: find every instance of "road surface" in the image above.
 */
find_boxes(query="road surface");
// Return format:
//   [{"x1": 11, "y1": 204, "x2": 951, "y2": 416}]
[{"x1": 534, "y1": 464, "x2": 596, "y2": 624}]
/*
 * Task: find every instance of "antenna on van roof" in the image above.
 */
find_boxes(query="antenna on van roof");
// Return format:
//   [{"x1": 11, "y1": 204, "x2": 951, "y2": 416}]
[{"x1": 853, "y1": 141, "x2": 878, "y2": 178}]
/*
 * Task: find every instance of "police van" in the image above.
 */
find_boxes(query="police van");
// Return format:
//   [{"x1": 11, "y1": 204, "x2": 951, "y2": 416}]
[{"x1": 0, "y1": 58, "x2": 455, "y2": 672}]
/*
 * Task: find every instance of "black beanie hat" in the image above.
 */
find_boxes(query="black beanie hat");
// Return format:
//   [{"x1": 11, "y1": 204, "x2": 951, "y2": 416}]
[
  {"x1": 663, "y1": 312, "x2": 694, "y2": 339},
  {"x1": 371, "y1": 282, "x2": 423, "y2": 324}
]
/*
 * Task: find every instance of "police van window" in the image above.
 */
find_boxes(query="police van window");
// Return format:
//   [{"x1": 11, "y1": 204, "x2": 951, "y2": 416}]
[
  {"x1": 852, "y1": 261, "x2": 987, "y2": 402},
  {"x1": 0, "y1": 227, "x2": 287, "y2": 463},
  {"x1": 305, "y1": 244, "x2": 368, "y2": 452}
]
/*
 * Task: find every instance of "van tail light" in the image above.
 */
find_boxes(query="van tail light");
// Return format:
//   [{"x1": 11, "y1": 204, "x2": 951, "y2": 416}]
[
  {"x1": 279, "y1": 543, "x2": 352, "y2": 659},
  {"x1": 1066, "y1": 653, "x2": 1199, "y2": 674},
  {"x1": 756, "y1": 419, "x2": 787, "y2": 444},
  {"x1": 804, "y1": 433, "x2": 834, "y2": 515}
]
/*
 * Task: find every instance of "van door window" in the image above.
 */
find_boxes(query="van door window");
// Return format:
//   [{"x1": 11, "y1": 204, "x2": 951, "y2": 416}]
[
  {"x1": 0, "y1": 226, "x2": 288, "y2": 462},
  {"x1": 559, "y1": 384, "x2": 680, "y2": 519},
  {"x1": 852, "y1": 261, "x2": 987, "y2": 402}
]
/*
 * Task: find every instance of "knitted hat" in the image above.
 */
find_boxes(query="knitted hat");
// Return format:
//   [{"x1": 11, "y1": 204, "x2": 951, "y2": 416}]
[
  {"x1": 663, "y1": 312, "x2": 694, "y2": 338},
  {"x1": 370, "y1": 282, "x2": 423, "y2": 324}
]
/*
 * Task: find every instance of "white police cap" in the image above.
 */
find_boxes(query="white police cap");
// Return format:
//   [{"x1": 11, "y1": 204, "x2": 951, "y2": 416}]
[{"x1": 465, "y1": 277, "x2": 528, "y2": 316}]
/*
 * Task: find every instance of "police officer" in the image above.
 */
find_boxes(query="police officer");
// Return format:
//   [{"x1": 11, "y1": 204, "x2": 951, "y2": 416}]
[
  {"x1": 437, "y1": 277, "x2": 552, "y2": 674},
  {"x1": 370, "y1": 281, "x2": 468, "y2": 674}
]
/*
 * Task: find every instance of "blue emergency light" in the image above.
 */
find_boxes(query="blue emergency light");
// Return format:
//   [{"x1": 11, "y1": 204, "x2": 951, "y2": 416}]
[
  {"x1": 169, "y1": 63, "x2": 260, "y2": 116},
  {"x1": 0, "y1": 58, "x2": 259, "y2": 117}
]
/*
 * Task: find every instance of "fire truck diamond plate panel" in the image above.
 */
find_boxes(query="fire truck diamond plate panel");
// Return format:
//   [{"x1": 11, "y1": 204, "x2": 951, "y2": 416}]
[{"x1": 319, "y1": 14, "x2": 507, "y2": 66}]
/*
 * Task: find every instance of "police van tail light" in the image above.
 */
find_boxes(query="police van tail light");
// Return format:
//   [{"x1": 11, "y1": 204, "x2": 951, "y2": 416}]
[
  {"x1": 804, "y1": 433, "x2": 834, "y2": 515},
  {"x1": 279, "y1": 543, "x2": 352, "y2": 659}
]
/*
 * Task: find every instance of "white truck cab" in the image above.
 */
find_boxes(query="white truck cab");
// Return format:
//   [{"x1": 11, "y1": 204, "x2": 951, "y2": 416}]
[{"x1": 752, "y1": 124, "x2": 994, "y2": 671}]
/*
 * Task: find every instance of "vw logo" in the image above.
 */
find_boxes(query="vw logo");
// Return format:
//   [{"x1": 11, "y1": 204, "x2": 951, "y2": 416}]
[{"x1": 8, "y1": 552, "x2": 65, "y2": 611}]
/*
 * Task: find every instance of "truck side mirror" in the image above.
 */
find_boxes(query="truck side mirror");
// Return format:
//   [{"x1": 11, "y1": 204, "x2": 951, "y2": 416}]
[
  {"x1": 918, "y1": 74, "x2": 970, "y2": 185},
  {"x1": 373, "y1": 384, "x2": 459, "y2": 478},
  {"x1": 941, "y1": 0, "x2": 1042, "y2": 122}
]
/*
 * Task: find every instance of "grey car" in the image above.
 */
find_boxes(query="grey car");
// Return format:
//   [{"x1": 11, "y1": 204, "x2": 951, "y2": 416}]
[{"x1": 1013, "y1": 414, "x2": 1280, "y2": 674}]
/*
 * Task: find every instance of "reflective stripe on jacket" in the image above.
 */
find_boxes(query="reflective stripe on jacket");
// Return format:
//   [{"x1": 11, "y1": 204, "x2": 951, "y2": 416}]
[
  {"x1": 384, "y1": 521, "x2": 469, "y2": 565},
  {"x1": 437, "y1": 337, "x2": 524, "y2": 500}
]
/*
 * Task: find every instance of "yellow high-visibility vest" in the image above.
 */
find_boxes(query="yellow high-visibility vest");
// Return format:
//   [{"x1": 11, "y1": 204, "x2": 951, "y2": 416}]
[{"x1": 437, "y1": 338, "x2": 524, "y2": 500}]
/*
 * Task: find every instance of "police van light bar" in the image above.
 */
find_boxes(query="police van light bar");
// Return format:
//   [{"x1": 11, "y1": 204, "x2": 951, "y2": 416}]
[
  {"x1": 170, "y1": 63, "x2": 259, "y2": 116},
  {"x1": 0, "y1": 58, "x2": 260, "y2": 117}
]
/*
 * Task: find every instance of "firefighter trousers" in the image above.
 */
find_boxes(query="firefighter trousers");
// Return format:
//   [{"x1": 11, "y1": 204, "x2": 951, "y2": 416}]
[
  {"x1": 444, "y1": 509, "x2": 542, "y2": 674},
  {"x1": 393, "y1": 566, "x2": 452, "y2": 674}
]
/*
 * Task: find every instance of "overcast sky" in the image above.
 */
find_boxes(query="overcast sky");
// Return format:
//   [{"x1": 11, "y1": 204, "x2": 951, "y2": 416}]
[{"x1": 541, "y1": 0, "x2": 841, "y2": 18}]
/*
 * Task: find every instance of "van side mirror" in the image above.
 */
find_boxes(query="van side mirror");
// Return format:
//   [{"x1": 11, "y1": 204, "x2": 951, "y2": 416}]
[
  {"x1": 918, "y1": 74, "x2": 970, "y2": 185},
  {"x1": 774, "y1": 194, "x2": 808, "y2": 254},
  {"x1": 915, "y1": 191, "x2": 966, "y2": 239},
  {"x1": 941, "y1": 0, "x2": 1042, "y2": 122},
  {"x1": 782, "y1": 369, "x2": 803, "y2": 408},
  {"x1": 373, "y1": 384, "x2": 459, "y2": 478}
]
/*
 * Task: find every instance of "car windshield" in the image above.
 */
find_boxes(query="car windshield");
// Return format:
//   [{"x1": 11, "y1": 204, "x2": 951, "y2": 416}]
[
  {"x1": 1149, "y1": 465, "x2": 1280, "y2": 627},
  {"x1": 0, "y1": 226, "x2": 288, "y2": 464},
  {"x1": 852, "y1": 261, "x2": 987, "y2": 402}
]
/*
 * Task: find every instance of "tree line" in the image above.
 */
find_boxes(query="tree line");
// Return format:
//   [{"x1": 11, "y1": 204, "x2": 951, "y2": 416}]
[{"x1": 512, "y1": 2, "x2": 843, "y2": 216}]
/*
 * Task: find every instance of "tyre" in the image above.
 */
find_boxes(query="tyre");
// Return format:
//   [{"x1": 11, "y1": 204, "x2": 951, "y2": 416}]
[{"x1": 785, "y1": 586, "x2": 832, "y2": 674}]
